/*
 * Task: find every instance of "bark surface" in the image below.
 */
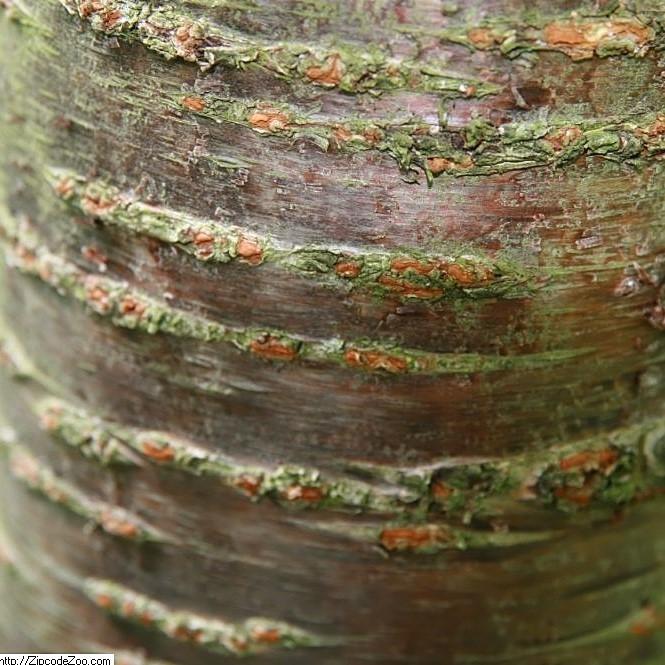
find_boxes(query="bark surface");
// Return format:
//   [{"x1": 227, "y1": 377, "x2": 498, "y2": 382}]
[{"x1": 0, "y1": 0, "x2": 665, "y2": 662}]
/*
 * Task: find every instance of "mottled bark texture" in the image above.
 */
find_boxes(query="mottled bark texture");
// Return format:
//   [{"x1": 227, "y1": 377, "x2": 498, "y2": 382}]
[{"x1": 0, "y1": 0, "x2": 665, "y2": 662}]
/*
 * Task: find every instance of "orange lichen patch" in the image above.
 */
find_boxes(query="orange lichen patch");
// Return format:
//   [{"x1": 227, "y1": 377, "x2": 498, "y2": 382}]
[
  {"x1": 9, "y1": 452, "x2": 40, "y2": 485},
  {"x1": 235, "y1": 237, "x2": 263, "y2": 264},
  {"x1": 638, "y1": 115, "x2": 665, "y2": 138},
  {"x1": 542, "y1": 19, "x2": 652, "y2": 59},
  {"x1": 81, "y1": 245, "x2": 108, "y2": 269},
  {"x1": 119, "y1": 600, "x2": 153, "y2": 625},
  {"x1": 141, "y1": 440, "x2": 175, "y2": 463},
  {"x1": 648, "y1": 116, "x2": 665, "y2": 137},
  {"x1": 543, "y1": 21, "x2": 597, "y2": 48},
  {"x1": 363, "y1": 127, "x2": 383, "y2": 144},
  {"x1": 305, "y1": 54, "x2": 344, "y2": 87},
  {"x1": 99, "y1": 511, "x2": 139, "y2": 539},
  {"x1": 544, "y1": 126, "x2": 584, "y2": 150},
  {"x1": 79, "y1": 0, "x2": 121, "y2": 28},
  {"x1": 79, "y1": 0, "x2": 121, "y2": 27},
  {"x1": 38, "y1": 260, "x2": 54, "y2": 283},
  {"x1": 190, "y1": 230, "x2": 215, "y2": 258},
  {"x1": 81, "y1": 191, "x2": 118, "y2": 217},
  {"x1": 230, "y1": 637, "x2": 250, "y2": 653},
  {"x1": 193, "y1": 231, "x2": 214, "y2": 245},
  {"x1": 121, "y1": 600, "x2": 136, "y2": 616},
  {"x1": 412, "y1": 124, "x2": 433, "y2": 138},
  {"x1": 54, "y1": 176, "x2": 75, "y2": 199},
  {"x1": 559, "y1": 448, "x2": 619, "y2": 473},
  {"x1": 283, "y1": 485, "x2": 325, "y2": 502},
  {"x1": 427, "y1": 156, "x2": 474, "y2": 175},
  {"x1": 385, "y1": 63, "x2": 401, "y2": 78},
  {"x1": 248, "y1": 108, "x2": 290, "y2": 133},
  {"x1": 94, "y1": 593, "x2": 114, "y2": 609},
  {"x1": 390, "y1": 258, "x2": 437, "y2": 275},
  {"x1": 467, "y1": 27, "x2": 500, "y2": 49},
  {"x1": 364, "y1": 127, "x2": 384, "y2": 144},
  {"x1": 119, "y1": 295, "x2": 146, "y2": 317},
  {"x1": 333, "y1": 126, "x2": 353, "y2": 142},
  {"x1": 344, "y1": 348, "x2": 409, "y2": 373},
  {"x1": 553, "y1": 485, "x2": 594, "y2": 506},
  {"x1": 39, "y1": 404, "x2": 63, "y2": 432},
  {"x1": 85, "y1": 282, "x2": 111, "y2": 313},
  {"x1": 138, "y1": 611, "x2": 154, "y2": 626},
  {"x1": 377, "y1": 275, "x2": 444, "y2": 299},
  {"x1": 334, "y1": 260, "x2": 361, "y2": 278},
  {"x1": 333, "y1": 125, "x2": 383, "y2": 145},
  {"x1": 235, "y1": 475, "x2": 262, "y2": 497},
  {"x1": 629, "y1": 605, "x2": 660, "y2": 636},
  {"x1": 101, "y1": 8, "x2": 122, "y2": 29},
  {"x1": 40, "y1": 480, "x2": 68, "y2": 504},
  {"x1": 380, "y1": 524, "x2": 449, "y2": 551},
  {"x1": 251, "y1": 627, "x2": 282, "y2": 644},
  {"x1": 441, "y1": 263, "x2": 493, "y2": 287},
  {"x1": 170, "y1": 624, "x2": 204, "y2": 642},
  {"x1": 431, "y1": 481, "x2": 455, "y2": 500},
  {"x1": 427, "y1": 157, "x2": 456, "y2": 175},
  {"x1": 79, "y1": 0, "x2": 101, "y2": 18},
  {"x1": 172, "y1": 21, "x2": 204, "y2": 61},
  {"x1": 14, "y1": 245, "x2": 37, "y2": 271},
  {"x1": 249, "y1": 335, "x2": 297, "y2": 361},
  {"x1": 181, "y1": 95, "x2": 206, "y2": 112}
]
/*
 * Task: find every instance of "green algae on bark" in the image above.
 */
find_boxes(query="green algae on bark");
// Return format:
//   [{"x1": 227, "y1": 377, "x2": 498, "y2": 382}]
[
  {"x1": 55, "y1": 0, "x2": 498, "y2": 97},
  {"x1": 303, "y1": 518, "x2": 560, "y2": 554},
  {"x1": 1, "y1": 216, "x2": 587, "y2": 376},
  {"x1": 29, "y1": 396, "x2": 665, "y2": 523},
  {"x1": 14, "y1": 387, "x2": 661, "y2": 558},
  {"x1": 54, "y1": 0, "x2": 663, "y2": 87},
  {"x1": 35, "y1": 396, "x2": 404, "y2": 514},
  {"x1": 170, "y1": 89, "x2": 665, "y2": 187},
  {"x1": 351, "y1": 418, "x2": 665, "y2": 524},
  {"x1": 72, "y1": 565, "x2": 665, "y2": 663},
  {"x1": 47, "y1": 167, "x2": 534, "y2": 301},
  {"x1": 2, "y1": 0, "x2": 665, "y2": 658},
  {"x1": 61, "y1": 37, "x2": 665, "y2": 185},
  {"x1": 83, "y1": 578, "x2": 329, "y2": 655},
  {"x1": 2, "y1": 242, "x2": 585, "y2": 374},
  {"x1": 37, "y1": 398, "x2": 142, "y2": 467},
  {"x1": 0, "y1": 409, "x2": 564, "y2": 555},
  {"x1": 174, "y1": 96, "x2": 665, "y2": 183},
  {"x1": 422, "y1": 14, "x2": 658, "y2": 61},
  {"x1": 1, "y1": 441, "x2": 167, "y2": 543}
]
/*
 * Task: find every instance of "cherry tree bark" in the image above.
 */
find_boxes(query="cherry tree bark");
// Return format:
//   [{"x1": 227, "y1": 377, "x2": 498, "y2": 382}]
[{"x1": 0, "y1": 0, "x2": 664, "y2": 662}]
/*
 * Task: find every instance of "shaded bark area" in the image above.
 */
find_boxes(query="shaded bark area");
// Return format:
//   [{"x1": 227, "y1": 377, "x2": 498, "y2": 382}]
[{"x1": 0, "y1": 0, "x2": 664, "y2": 663}]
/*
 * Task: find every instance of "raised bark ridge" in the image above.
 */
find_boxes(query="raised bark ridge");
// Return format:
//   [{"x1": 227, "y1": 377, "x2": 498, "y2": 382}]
[{"x1": 0, "y1": 0, "x2": 664, "y2": 662}]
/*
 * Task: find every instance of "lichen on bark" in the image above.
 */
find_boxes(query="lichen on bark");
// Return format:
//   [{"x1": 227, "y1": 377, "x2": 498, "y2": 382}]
[{"x1": 1, "y1": 0, "x2": 665, "y2": 662}]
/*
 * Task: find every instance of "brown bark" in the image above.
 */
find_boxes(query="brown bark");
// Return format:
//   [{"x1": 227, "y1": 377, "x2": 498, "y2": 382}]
[{"x1": 0, "y1": 0, "x2": 664, "y2": 663}]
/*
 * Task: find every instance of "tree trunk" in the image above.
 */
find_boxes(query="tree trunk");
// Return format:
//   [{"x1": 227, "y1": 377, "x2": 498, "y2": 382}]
[{"x1": 0, "y1": 0, "x2": 664, "y2": 662}]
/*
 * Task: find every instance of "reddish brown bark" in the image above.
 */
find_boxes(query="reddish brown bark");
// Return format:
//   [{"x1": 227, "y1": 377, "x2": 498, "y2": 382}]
[{"x1": 0, "y1": 0, "x2": 664, "y2": 663}]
